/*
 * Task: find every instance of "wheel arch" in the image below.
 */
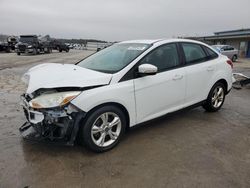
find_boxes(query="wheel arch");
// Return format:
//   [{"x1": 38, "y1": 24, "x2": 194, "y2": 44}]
[
  {"x1": 84, "y1": 102, "x2": 130, "y2": 131},
  {"x1": 216, "y1": 79, "x2": 228, "y2": 92}
]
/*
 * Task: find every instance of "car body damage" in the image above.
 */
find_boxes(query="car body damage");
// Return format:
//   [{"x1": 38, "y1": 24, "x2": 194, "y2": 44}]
[
  {"x1": 23, "y1": 63, "x2": 112, "y2": 94},
  {"x1": 19, "y1": 39, "x2": 233, "y2": 152},
  {"x1": 20, "y1": 63, "x2": 111, "y2": 145},
  {"x1": 20, "y1": 95, "x2": 85, "y2": 145}
]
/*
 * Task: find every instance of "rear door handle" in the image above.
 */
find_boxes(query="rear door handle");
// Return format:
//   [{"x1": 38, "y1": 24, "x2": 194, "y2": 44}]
[
  {"x1": 207, "y1": 66, "x2": 214, "y2": 71},
  {"x1": 173, "y1": 74, "x2": 183, "y2": 80}
]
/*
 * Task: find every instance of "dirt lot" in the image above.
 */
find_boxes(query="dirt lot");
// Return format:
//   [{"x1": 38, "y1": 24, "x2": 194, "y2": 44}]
[{"x1": 0, "y1": 51, "x2": 249, "y2": 188}]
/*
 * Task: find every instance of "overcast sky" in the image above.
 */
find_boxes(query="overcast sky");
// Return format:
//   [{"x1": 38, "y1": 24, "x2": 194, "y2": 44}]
[{"x1": 0, "y1": 0, "x2": 249, "y2": 41}]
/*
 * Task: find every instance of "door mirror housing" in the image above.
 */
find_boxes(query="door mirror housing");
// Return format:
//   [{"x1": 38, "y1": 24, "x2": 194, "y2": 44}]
[{"x1": 138, "y1": 64, "x2": 158, "y2": 76}]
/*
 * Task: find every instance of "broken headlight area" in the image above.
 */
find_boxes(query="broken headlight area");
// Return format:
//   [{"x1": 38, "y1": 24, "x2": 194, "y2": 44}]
[{"x1": 19, "y1": 93, "x2": 85, "y2": 145}]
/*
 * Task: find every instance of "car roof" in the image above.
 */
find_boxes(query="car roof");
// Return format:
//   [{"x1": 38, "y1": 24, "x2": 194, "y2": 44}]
[
  {"x1": 120, "y1": 39, "x2": 163, "y2": 44},
  {"x1": 20, "y1": 35, "x2": 37, "y2": 37},
  {"x1": 212, "y1": 45, "x2": 229, "y2": 48},
  {"x1": 120, "y1": 38, "x2": 210, "y2": 45}
]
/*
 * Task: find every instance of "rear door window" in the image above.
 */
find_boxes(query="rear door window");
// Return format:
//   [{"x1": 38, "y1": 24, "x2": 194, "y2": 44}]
[
  {"x1": 182, "y1": 43, "x2": 207, "y2": 64},
  {"x1": 204, "y1": 46, "x2": 219, "y2": 60}
]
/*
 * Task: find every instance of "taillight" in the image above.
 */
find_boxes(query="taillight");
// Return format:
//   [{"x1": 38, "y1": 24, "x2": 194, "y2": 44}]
[{"x1": 226, "y1": 60, "x2": 233, "y2": 69}]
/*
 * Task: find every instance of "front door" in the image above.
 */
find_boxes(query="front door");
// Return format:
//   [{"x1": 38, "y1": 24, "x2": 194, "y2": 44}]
[{"x1": 134, "y1": 43, "x2": 186, "y2": 124}]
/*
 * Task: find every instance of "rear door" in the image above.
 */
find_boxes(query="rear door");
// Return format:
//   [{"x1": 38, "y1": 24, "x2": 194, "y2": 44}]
[{"x1": 181, "y1": 43, "x2": 218, "y2": 106}]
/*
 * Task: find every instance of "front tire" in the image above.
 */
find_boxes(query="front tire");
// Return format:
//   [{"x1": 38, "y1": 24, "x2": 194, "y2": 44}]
[
  {"x1": 79, "y1": 105, "x2": 126, "y2": 152},
  {"x1": 203, "y1": 82, "x2": 226, "y2": 112}
]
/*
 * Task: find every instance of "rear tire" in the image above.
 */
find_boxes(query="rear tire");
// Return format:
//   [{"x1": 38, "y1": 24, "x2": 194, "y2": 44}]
[
  {"x1": 203, "y1": 82, "x2": 226, "y2": 112},
  {"x1": 17, "y1": 52, "x2": 20, "y2": 55},
  {"x1": 79, "y1": 105, "x2": 126, "y2": 153}
]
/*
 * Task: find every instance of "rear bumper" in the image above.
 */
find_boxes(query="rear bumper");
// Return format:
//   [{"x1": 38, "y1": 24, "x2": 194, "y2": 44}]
[{"x1": 19, "y1": 96, "x2": 86, "y2": 145}]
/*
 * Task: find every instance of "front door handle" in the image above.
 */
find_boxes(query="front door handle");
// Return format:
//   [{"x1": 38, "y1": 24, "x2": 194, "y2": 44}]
[
  {"x1": 207, "y1": 66, "x2": 214, "y2": 71},
  {"x1": 173, "y1": 74, "x2": 183, "y2": 80}
]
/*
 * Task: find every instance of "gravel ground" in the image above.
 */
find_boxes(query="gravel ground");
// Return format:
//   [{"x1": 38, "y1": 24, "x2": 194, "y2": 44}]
[{"x1": 0, "y1": 51, "x2": 249, "y2": 188}]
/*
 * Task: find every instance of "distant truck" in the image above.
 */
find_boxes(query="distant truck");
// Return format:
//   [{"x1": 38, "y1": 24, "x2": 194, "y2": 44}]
[
  {"x1": 51, "y1": 40, "x2": 70, "y2": 52},
  {"x1": 16, "y1": 35, "x2": 53, "y2": 55},
  {"x1": 7, "y1": 36, "x2": 18, "y2": 51},
  {"x1": 0, "y1": 36, "x2": 17, "y2": 53},
  {"x1": 0, "y1": 42, "x2": 11, "y2": 52}
]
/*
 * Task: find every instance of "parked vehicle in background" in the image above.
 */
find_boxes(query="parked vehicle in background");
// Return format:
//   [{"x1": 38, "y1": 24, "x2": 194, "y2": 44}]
[
  {"x1": 52, "y1": 40, "x2": 70, "y2": 52},
  {"x1": 212, "y1": 45, "x2": 238, "y2": 62},
  {"x1": 16, "y1": 35, "x2": 52, "y2": 55},
  {"x1": 7, "y1": 36, "x2": 18, "y2": 51},
  {"x1": 19, "y1": 39, "x2": 233, "y2": 152},
  {"x1": 0, "y1": 42, "x2": 11, "y2": 52},
  {"x1": 0, "y1": 36, "x2": 18, "y2": 53}
]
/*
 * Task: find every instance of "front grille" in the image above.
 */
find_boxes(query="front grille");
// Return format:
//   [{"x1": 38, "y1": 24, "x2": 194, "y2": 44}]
[{"x1": 19, "y1": 45, "x2": 26, "y2": 52}]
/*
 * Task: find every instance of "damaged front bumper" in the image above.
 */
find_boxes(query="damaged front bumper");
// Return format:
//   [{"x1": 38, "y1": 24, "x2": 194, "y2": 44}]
[{"x1": 19, "y1": 95, "x2": 85, "y2": 146}]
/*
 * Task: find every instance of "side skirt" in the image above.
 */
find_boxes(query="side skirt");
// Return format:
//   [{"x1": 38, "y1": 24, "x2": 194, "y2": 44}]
[{"x1": 129, "y1": 100, "x2": 206, "y2": 130}]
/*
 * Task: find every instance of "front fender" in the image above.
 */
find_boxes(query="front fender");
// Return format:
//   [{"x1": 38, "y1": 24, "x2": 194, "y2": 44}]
[{"x1": 71, "y1": 80, "x2": 136, "y2": 127}]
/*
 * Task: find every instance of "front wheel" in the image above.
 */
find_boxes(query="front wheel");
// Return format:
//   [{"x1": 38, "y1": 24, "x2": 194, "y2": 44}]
[
  {"x1": 203, "y1": 82, "x2": 226, "y2": 112},
  {"x1": 79, "y1": 106, "x2": 126, "y2": 152}
]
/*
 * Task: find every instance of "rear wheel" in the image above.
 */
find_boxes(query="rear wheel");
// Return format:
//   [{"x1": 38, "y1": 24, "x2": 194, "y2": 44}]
[
  {"x1": 203, "y1": 82, "x2": 226, "y2": 112},
  {"x1": 79, "y1": 105, "x2": 126, "y2": 152}
]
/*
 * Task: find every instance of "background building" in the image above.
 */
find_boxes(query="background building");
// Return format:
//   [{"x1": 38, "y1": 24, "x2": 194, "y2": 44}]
[{"x1": 190, "y1": 28, "x2": 250, "y2": 58}]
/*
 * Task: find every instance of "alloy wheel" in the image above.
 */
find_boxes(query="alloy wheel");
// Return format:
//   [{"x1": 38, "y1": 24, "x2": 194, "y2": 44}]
[
  {"x1": 211, "y1": 86, "x2": 224, "y2": 108},
  {"x1": 91, "y1": 112, "x2": 122, "y2": 147}
]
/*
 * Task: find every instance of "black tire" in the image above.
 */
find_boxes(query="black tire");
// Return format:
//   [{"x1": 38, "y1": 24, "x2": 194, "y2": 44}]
[
  {"x1": 66, "y1": 48, "x2": 69, "y2": 52},
  {"x1": 79, "y1": 105, "x2": 126, "y2": 153},
  {"x1": 5, "y1": 47, "x2": 11, "y2": 53},
  {"x1": 59, "y1": 49, "x2": 62, "y2": 52},
  {"x1": 232, "y1": 55, "x2": 237, "y2": 62},
  {"x1": 17, "y1": 52, "x2": 21, "y2": 55},
  {"x1": 203, "y1": 82, "x2": 226, "y2": 112},
  {"x1": 33, "y1": 48, "x2": 37, "y2": 55}
]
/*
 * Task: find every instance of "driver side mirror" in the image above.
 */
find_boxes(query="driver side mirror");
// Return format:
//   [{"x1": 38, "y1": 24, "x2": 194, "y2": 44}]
[{"x1": 137, "y1": 64, "x2": 158, "y2": 76}]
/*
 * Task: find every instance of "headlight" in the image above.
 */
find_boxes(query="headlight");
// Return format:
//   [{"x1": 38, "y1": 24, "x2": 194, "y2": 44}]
[
  {"x1": 28, "y1": 45, "x2": 32, "y2": 48},
  {"x1": 29, "y1": 91, "x2": 81, "y2": 109}
]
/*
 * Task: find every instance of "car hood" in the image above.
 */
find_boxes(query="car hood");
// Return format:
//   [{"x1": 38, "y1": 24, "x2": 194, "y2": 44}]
[{"x1": 24, "y1": 63, "x2": 112, "y2": 94}]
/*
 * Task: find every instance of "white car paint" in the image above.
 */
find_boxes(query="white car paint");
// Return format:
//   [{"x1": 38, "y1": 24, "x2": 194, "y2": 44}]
[
  {"x1": 24, "y1": 63, "x2": 112, "y2": 94},
  {"x1": 23, "y1": 39, "x2": 233, "y2": 128}
]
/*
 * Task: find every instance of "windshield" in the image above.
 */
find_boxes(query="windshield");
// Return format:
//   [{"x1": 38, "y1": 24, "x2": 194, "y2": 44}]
[
  {"x1": 19, "y1": 37, "x2": 37, "y2": 43},
  {"x1": 77, "y1": 43, "x2": 151, "y2": 73}
]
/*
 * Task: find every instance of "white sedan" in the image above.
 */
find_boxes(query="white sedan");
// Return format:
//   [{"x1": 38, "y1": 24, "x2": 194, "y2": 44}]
[{"x1": 20, "y1": 39, "x2": 233, "y2": 152}]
